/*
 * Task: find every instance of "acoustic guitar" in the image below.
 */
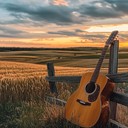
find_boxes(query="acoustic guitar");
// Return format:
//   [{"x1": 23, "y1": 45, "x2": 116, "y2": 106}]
[{"x1": 65, "y1": 31, "x2": 118, "y2": 128}]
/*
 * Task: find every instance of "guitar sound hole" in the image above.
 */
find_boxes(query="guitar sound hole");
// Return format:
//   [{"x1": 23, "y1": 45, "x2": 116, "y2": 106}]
[{"x1": 85, "y1": 82, "x2": 96, "y2": 93}]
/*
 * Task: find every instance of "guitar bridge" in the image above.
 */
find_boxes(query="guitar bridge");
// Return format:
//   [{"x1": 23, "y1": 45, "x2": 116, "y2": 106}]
[{"x1": 76, "y1": 99, "x2": 91, "y2": 106}]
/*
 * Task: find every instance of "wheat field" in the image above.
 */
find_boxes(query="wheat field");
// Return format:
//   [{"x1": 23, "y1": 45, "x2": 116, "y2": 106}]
[{"x1": 0, "y1": 61, "x2": 128, "y2": 127}]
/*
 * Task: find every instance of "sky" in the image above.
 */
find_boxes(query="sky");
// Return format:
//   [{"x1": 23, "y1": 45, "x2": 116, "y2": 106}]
[{"x1": 0, "y1": 0, "x2": 128, "y2": 48}]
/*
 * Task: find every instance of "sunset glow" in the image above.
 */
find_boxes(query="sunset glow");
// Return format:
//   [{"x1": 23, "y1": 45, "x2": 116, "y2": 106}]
[
  {"x1": 87, "y1": 24, "x2": 128, "y2": 32},
  {"x1": 0, "y1": 0, "x2": 128, "y2": 48}
]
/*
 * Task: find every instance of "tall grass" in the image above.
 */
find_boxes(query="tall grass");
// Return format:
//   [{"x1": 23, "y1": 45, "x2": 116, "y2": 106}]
[
  {"x1": 0, "y1": 61, "x2": 127, "y2": 127},
  {"x1": 0, "y1": 61, "x2": 79, "y2": 128}
]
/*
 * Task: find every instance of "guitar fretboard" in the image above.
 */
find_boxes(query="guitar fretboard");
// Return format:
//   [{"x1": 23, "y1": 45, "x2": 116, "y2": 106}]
[
  {"x1": 90, "y1": 44, "x2": 109, "y2": 82},
  {"x1": 90, "y1": 31, "x2": 118, "y2": 83}
]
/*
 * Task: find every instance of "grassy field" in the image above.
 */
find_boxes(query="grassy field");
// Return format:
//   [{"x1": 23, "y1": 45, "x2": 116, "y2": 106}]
[
  {"x1": 0, "y1": 47, "x2": 128, "y2": 127},
  {"x1": 0, "y1": 60, "x2": 128, "y2": 128},
  {"x1": 0, "y1": 47, "x2": 128, "y2": 68}
]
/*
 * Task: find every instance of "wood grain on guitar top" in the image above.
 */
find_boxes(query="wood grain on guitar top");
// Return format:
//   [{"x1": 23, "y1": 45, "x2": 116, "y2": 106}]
[{"x1": 65, "y1": 72, "x2": 108, "y2": 127}]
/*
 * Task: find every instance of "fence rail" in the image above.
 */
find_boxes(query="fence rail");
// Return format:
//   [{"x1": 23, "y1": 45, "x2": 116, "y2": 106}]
[
  {"x1": 46, "y1": 76, "x2": 128, "y2": 106},
  {"x1": 46, "y1": 72, "x2": 128, "y2": 83},
  {"x1": 45, "y1": 40, "x2": 128, "y2": 128}
]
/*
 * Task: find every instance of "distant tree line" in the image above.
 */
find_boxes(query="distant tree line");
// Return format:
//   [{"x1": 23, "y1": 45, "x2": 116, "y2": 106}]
[
  {"x1": 0, "y1": 47, "x2": 45, "y2": 52},
  {"x1": 0, "y1": 47, "x2": 102, "y2": 52}
]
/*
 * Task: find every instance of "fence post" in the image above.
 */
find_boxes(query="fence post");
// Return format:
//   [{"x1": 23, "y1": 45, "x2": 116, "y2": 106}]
[
  {"x1": 47, "y1": 62, "x2": 58, "y2": 95},
  {"x1": 109, "y1": 40, "x2": 119, "y2": 120}
]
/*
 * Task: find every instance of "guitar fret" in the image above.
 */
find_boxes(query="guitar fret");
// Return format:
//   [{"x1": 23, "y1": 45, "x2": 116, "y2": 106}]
[
  {"x1": 91, "y1": 45, "x2": 109, "y2": 82},
  {"x1": 90, "y1": 31, "x2": 118, "y2": 83}
]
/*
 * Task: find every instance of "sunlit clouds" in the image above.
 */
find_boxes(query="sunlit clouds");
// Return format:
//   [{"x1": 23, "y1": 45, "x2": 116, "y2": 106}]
[
  {"x1": 52, "y1": 0, "x2": 69, "y2": 6},
  {"x1": 87, "y1": 24, "x2": 128, "y2": 32},
  {"x1": 0, "y1": 0, "x2": 128, "y2": 48}
]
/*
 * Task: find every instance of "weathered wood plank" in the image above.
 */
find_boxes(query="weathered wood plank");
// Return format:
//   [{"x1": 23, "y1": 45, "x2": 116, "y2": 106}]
[
  {"x1": 46, "y1": 76, "x2": 81, "y2": 83},
  {"x1": 45, "y1": 96, "x2": 66, "y2": 106},
  {"x1": 46, "y1": 72, "x2": 128, "y2": 83},
  {"x1": 47, "y1": 62, "x2": 58, "y2": 94},
  {"x1": 45, "y1": 91, "x2": 128, "y2": 107},
  {"x1": 109, "y1": 40, "x2": 119, "y2": 120},
  {"x1": 108, "y1": 40, "x2": 119, "y2": 74},
  {"x1": 107, "y1": 72, "x2": 128, "y2": 83},
  {"x1": 110, "y1": 92, "x2": 128, "y2": 106},
  {"x1": 109, "y1": 119, "x2": 128, "y2": 128}
]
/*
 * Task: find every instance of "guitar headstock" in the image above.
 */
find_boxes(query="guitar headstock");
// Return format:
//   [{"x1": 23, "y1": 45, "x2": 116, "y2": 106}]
[{"x1": 106, "y1": 30, "x2": 118, "y2": 45}]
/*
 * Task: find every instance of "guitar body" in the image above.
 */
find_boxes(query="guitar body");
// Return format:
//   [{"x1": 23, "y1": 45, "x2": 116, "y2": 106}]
[{"x1": 65, "y1": 72, "x2": 108, "y2": 127}]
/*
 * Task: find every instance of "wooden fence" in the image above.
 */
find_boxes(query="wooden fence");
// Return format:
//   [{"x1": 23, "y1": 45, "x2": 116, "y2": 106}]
[{"x1": 45, "y1": 40, "x2": 128, "y2": 128}]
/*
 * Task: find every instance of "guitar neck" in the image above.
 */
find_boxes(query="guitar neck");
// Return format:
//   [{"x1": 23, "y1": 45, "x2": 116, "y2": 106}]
[
  {"x1": 90, "y1": 44, "x2": 109, "y2": 83},
  {"x1": 90, "y1": 31, "x2": 118, "y2": 83}
]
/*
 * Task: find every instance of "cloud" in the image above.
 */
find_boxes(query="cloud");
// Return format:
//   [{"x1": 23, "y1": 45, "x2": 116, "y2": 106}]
[
  {"x1": 0, "y1": 26, "x2": 25, "y2": 35},
  {"x1": 77, "y1": 1, "x2": 124, "y2": 19},
  {"x1": 51, "y1": 0, "x2": 69, "y2": 6},
  {"x1": 82, "y1": 33, "x2": 106, "y2": 39},
  {"x1": 105, "y1": 0, "x2": 128, "y2": 13},
  {"x1": 48, "y1": 30, "x2": 77, "y2": 36},
  {"x1": 0, "y1": 2, "x2": 81, "y2": 25},
  {"x1": 48, "y1": 29, "x2": 107, "y2": 41},
  {"x1": 1, "y1": 0, "x2": 128, "y2": 27},
  {"x1": 0, "y1": 25, "x2": 29, "y2": 38},
  {"x1": 0, "y1": 40, "x2": 50, "y2": 47},
  {"x1": 0, "y1": 25, "x2": 47, "y2": 38},
  {"x1": 48, "y1": 29, "x2": 108, "y2": 44},
  {"x1": 0, "y1": 0, "x2": 128, "y2": 45},
  {"x1": 118, "y1": 32, "x2": 128, "y2": 41},
  {"x1": 75, "y1": 29, "x2": 86, "y2": 33},
  {"x1": 0, "y1": 34, "x2": 15, "y2": 38}
]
